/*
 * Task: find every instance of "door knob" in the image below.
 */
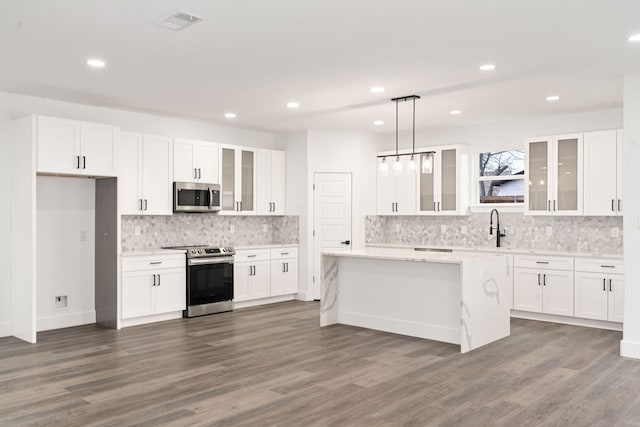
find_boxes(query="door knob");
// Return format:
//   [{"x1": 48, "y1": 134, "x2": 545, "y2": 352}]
[{"x1": 340, "y1": 240, "x2": 351, "y2": 245}]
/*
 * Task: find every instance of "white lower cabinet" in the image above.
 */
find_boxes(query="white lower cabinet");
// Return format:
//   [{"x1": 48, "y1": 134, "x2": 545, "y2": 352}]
[
  {"x1": 574, "y1": 258, "x2": 624, "y2": 323},
  {"x1": 234, "y1": 246, "x2": 298, "y2": 303},
  {"x1": 513, "y1": 255, "x2": 574, "y2": 317},
  {"x1": 122, "y1": 254, "x2": 186, "y2": 320}
]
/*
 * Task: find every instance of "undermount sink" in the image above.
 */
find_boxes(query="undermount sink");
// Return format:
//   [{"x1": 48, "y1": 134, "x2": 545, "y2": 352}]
[{"x1": 413, "y1": 247, "x2": 453, "y2": 253}]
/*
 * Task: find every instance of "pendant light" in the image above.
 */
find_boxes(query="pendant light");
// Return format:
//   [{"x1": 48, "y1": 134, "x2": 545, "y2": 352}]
[{"x1": 377, "y1": 94, "x2": 434, "y2": 173}]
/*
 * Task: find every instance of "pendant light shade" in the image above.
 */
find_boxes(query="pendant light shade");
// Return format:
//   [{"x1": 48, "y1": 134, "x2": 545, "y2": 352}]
[
  {"x1": 421, "y1": 153, "x2": 433, "y2": 174},
  {"x1": 393, "y1": 156, "x2": 403, "y2": 174}
]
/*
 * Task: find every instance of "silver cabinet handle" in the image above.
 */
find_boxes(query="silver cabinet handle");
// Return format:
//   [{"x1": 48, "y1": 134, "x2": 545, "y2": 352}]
[
  {"x1": 609, "y1": 278, "x2": 612, "y2": 292},
  {"x1": 240, "y1": 201, "x2": 243, "y2": 211},
  {"x1": 553, "y1": 200, "x2": 556, "y2": 211},
  {"x1": 76, "y1": 156, "x2": 81, "y2": 169},
  {"x1": 152, "y1": 274, "x2": 157, "y2": 286},
  {"x1": 433, "y1": 201, "x2": 436, "y2": 212},
  {"x1": 208, "y1": 188, "x2": 213, "y2": 209},
  {"x1": 618, "y1": 199, "x2": 622, "y2": 212},
  {"x1": 437, "y1": 201, "x2": 440, "y2": 211},
  {"x1": 283, "y1": 262, "x2": 286, "y2": 273},
  {"x1": 157, "y1": 274, "x2": 160, "y2": 286},
  {"x1": 194, "y1": 168, "x2": 197, "y2": 179},
  {"x1": 603, "y1": 278, "x2": 606, "y2": 291},
  {"x1": 392, "y1": 203, "x2": 395, "y2": 212},
  {"x1": 548, "y1": 200, "x2": 551, "y2": 211},
  {"x1": 281, "y1": 252, "x2": 289, "y2": 255},
  {"x1": 612, "y1": 199, "x2": 615, "y2": 212},
  {"x1": 538, "y1": 273, "x2": 541, "y2": 286},
  {"x1": 150, "y1": 261, "x2": 162, "y2": 265},
  {"x1": 543, "y1": 274, "x2": 547, "y2": 286},
  {"x1": 248, "y1": 254, "x2": 257, "y2": 258},
  {"x1": 139, "y1": 199, "x2": 143, "y2": 211},
  {"x1": 286, "y1": 262, "x2": 289, "y2": 272},
  {"x1": 144, "y1": 199, "x2": 148, "y2": 211},
  {"x1": 198, "y1": 168, "x2": 201, "y2": 179},
  {"x1": 82, "y1": 156, "x2": 86, "y2": 169},
  {"x1": 536, "y1": 261, "x2": 549, "y2": 264},
  {"x1": 601, "y1": 265, "x2": 615, "y2": 268}
]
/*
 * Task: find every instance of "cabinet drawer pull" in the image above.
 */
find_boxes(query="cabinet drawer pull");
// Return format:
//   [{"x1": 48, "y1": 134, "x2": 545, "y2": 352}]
[
  {"x1": 601, "y1": 265, "x2": 616, "y2": 269},
  {"x1": 150, "y1": 261, "x2": 163, "y2": 265},
  {"x1": 535, "y1": 261, "x2": 549, "y2": 264},
  {"x1": 247, "y1": 254, "x2": 257, "y2": 258},
  {"x1": 281, "y1": 252, "x2": 289, "y2": 255}
]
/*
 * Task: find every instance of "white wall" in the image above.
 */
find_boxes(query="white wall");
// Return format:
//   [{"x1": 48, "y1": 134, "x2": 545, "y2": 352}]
[
  {"x1": 0, "y1": 91, "x2": 276, "y2": 149},
  {"x1": 36, "y1": 177, "x2": 96, "y2": 331},
  {"x1": 0, "y1": 123, "x2": 10, "y2": 336},
  {"x1": 621, "y1": 74, "x2": 640, "y2": 359}
]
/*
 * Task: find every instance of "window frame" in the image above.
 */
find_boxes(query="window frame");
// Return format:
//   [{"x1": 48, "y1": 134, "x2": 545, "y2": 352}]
[{"x1": 472, "y1": 149, "x2": 526, "y2": 212}]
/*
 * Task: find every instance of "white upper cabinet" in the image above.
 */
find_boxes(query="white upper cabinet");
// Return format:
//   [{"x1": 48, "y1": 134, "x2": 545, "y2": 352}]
[
  {"x1": 173, "y1": 138, "x2": 219, "y2": 184},
  {"x1": 256, "y1": 149, "x2": 286, "y2": 215},
  {"x1": 36, "y1": 116, "x2": 119, "y2": 176},
  {"x1": 120, "y1": 132, "x2": 172, "y2": 215},
  {"x1": 583, "y1": 130, "x2": 623, "y2": 216},
  {"x1": 219, "y1": 145, "x2": 256, "y2": 215},
  {"x1": 417, "y1": 147, "x2": 468, "y2": 215},
  {"x1": 525, "y1": 134, "x2": 583, "y2": 215},
  {"x1": 376, "y1": 155, "x2": 417, "y2": 215}
]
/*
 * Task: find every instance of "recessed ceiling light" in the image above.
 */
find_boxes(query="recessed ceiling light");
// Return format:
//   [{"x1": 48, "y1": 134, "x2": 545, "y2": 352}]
[
  {"x1": 87, "y1": 58, "x2": 105, "y2": 68},
  {"x1": 224, "y1": 112, "x2": 236, "y2": 119},
  {"x1": 628, "y1": 34, "x2": 640, "y2": 42},
  {"x1": 286, "y1": 101, "x2": 300, "y2": 109},
  {"x1": 373, "y1": 120, "x2": 384, "y2": 126},
  {"x1": 371, "y1": 87, "x2": 385, "y2": 93},
  {"x1": 479, "y1": 64, "x2": 496, "y2": 71},
  {"x1": 450, "y1": 110, "x2": 462, "y2": 115},
  {"x1": 546, "y1": 95, "x2": 560, "y2": 102}
]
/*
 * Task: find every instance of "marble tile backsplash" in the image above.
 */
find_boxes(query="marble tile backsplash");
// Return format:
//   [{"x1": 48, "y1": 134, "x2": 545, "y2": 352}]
[
  {"x1": 366, "y1": 214, "x2": 623, "y2": 254},
  {"x1": 122, "y1": 215, "x2": 299, "y2": 252}
]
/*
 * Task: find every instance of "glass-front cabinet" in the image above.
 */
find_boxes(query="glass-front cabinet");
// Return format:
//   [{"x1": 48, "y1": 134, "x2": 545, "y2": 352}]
[
  {"x1": 417, "y1": 147, "x2": 467, "y2": 215},
  {"x1": 525, "y1": 134, "x2": 582, "y2": 215},
  {"x1": 219, "y1": 145, "x2": 256, "y2": 214}
]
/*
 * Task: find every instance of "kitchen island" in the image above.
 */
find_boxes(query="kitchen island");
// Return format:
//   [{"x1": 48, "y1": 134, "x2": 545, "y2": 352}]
[{"x1": 320, "y1": 248, "x2": 511, "y2": 353}]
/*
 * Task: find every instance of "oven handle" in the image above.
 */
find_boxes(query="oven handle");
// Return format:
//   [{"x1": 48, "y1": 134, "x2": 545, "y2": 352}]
[{"x1": 188, "y1": 257, "x2": 234, "y2": 266}]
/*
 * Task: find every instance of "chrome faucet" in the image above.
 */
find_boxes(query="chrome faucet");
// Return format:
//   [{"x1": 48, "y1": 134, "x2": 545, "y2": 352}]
[{"x1": 489, "y1": 208, "x2": 506, "y2": 248}]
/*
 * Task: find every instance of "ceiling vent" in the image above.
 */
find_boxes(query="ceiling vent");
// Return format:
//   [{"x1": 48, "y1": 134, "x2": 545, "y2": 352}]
[{"x1": 156, "y1": 11, "x2": 203, "y2": 31}]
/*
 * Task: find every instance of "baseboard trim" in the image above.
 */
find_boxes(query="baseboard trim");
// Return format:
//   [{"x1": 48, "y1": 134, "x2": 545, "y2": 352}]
[
  {"x1": 295, "y1": 290, "x2": 313, "y2": 302},
  {"x1": 0, "y1": 321, "x2": 11, "y2": 338},
  {"x1": 511, "y1": 310, "x2": 622, "y2": 331},
  {"x1": 37, "y1": 311, "x2": 96, "y2": 332},
  {"x1": 338, "y1": 311, "x2": 461, "y2": 345},
  {"x1": 234, "y1": 294, "x2": 296, "y2": 309},
  {"x1": 120, "y1": 311, "x2": 183, "y2": 328},
  {"x1": 620, "y1": 340, "x2": 640, "y2": 359}
]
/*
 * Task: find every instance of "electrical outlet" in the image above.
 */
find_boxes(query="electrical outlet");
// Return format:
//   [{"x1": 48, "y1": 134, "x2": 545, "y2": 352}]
[
  {"x1": 394, "y1": 224, "x2": 400, "y2": 232},
  {"x1": 263, "y1": 224, "x2": 268, "y2": 232},
  {"x1": 134, "y1": 226, "x2": 141, "y2": 236},
  {"x1": 55, "y1": 296, "x2": 68, "y2": 309},
  {"x1": 461, "y1": 226, "x2": 468, "y2": 235},
  {"x1": 546, "y1": 226, "x2": 553, "y2": 236},
  {"x1": 441, "y1": 225, "x2": 447, "y2": 234},
  {"x1": 611, "y1": 227, "x2": 620, "y2": 238},
  {"x1": 230, "y1": 225, "x2": 235, "y2": 233},
  {"x1": 80, "y1": 230, "x2": 88, "y2": 241}
]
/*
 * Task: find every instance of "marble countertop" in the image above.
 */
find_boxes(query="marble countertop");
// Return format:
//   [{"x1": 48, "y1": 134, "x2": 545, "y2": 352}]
[
  {"x1": 121, "y1": 249, "x2": 186, "y2": 257},
  {"x1": 322, "y1": 247, "x2": 506, "y2": 264},
  {"x1": 366, "y1": 244, "x2": 623, "y2": 260},
  {"x1": 234, "y1": 243, "x2": 299, "y2": 250}
]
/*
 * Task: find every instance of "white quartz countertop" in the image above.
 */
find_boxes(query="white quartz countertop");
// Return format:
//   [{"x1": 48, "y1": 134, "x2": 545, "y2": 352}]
[
  {"x1": 234, "y1": 244, "x2": 299, "y2": 250},
  {"x1": 366, "y1": 244, "x2": 623, "y2": 260},
  {"x1": 322, "y1": 247, "x2": 506, "y2": 264},
  {"x1": 121, "y1": 249, "x2": 186, "y2": 257}
]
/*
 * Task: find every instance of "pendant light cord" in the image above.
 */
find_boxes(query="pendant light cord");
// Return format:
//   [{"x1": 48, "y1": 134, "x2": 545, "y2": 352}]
[
  {"x1": 395, "y1": 100, "x2": 399, "y2": 158},
  {"x1": 412, "y1": 97, "x2": 416, "y2": 157}
]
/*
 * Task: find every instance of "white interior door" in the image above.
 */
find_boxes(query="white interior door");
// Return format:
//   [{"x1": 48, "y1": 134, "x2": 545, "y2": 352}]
[{"x1": 313, "y1": 173, "x2": 352, "y2": 300}]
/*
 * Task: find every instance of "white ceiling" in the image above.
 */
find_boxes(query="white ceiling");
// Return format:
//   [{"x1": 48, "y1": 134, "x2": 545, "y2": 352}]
[{"x1": 1, "y1": 0, "x2": 639, "y2": 132}]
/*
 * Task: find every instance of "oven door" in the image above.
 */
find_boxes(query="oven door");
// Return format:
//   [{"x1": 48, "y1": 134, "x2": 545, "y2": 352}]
[{"x1": 187, "y1": 257, "x2": 234, "y2": 306}]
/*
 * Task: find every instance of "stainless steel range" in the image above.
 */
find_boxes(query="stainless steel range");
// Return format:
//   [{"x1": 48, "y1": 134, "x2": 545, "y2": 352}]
[{"x1": 162, "y1": 245, "x2": 235, "y2": 317}]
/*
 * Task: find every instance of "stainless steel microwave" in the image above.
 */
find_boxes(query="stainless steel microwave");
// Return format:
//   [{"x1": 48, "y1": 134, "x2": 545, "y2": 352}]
[{"x1": 173, "y1": 182, "x2": 221, "y2": 213}]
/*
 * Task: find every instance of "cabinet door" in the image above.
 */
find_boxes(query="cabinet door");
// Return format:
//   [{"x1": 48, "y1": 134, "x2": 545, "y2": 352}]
[
  {"x1": 239, "y1": 149, "x2": 256, "y2": 213},
  {"x1": 220, "y1": 147, "x2": 236, "y2": 212},
  {"x1": 37, "y1": 116, "x2": 80, "y2": 174},
  {"x1": 394, "y1": 156, "x2": 417, "y2": 214},
  {"x1": 271, "y1": 151, "x2": 285, "y2": 215},
  {"x1": 542, "y1": 270, "x2": 574, "y2": 316},
  {"x1": 513, "y1": 268, "x2": 543, "y2": 313},
  {"x1": 376, "y1": 158, "x2": 395, "y2": 215},
  {"x1": 440, "y1": 149, "x2": 457, "y2": 212},
  {"x1": 616, "y1": 130, "x2": 624, "y2": 214},
  {"x1": 251, "y1": 261, "x2": 270, "y2": 299},
  {"x1": 119, "y1": 132, "x2": 143, "y2": 215},
  {"x1": 283, "y1": 259, "x2": 298, "y2": 294},
  {"x1": 584, "y1": 131, "x2": 617, "y2": 216},
  {"x1": 196, "y1": 142, "x2": 219, "y2": 184},
  {"x1": 256, "y1": 150, "x2": 273, "y2": 215},
  {"x1": 142, "y1": 135, "x2": 172, "y2": 215},
  {"x1": 418, "y1": 152, "x2": 437, "y2": 213},
  {"x1": 80, "y1": 121, "x2": 117, "y2": 176},
  {"x1": 574, "y1": 272, "x2": 608, "y2": 320},
  {"x1": 554, "y1": 134, "x2": 582, "y2": 214},
  {"x1": 173, "y1": 139, "x2": 196, "y2": 182},
  {"x1": 233, "y1": 263, "x2": 252, "y2": 302},
  {"x1": 608, "y1": 274, "x2": 624, "y2": 323},
  {"x1": 526, "y1": 138, "x2": 552, "y2": 214},
  {"x1": 154, "y1": 269, "x2": 186, "y2": 314},
  {"x1": 270, "y1": 260, "x2": 286, "y2": 296},
  {"x1": 122, "y1": 271, "x2": 155, "y2": 319}
]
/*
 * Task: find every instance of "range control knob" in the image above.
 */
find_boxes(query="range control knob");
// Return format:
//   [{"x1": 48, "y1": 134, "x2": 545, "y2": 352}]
[
  {"x1": 191, "y1": 249, "x2": 197, "y2": 254},
  {"x1": 221, "y1": 248, "x2": 226, "y2": 253},
  {"x1": 198, "y1": 249, "x2": 204, "y2": 254}
]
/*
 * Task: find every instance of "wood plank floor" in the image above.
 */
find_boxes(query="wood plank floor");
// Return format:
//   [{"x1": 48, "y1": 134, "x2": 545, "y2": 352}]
[{"x1": 1, "y1": 301, "x2": 639, "y2": 426}]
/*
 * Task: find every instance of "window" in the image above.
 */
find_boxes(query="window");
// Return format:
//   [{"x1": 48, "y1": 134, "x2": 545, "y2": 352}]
[{"x1": 478, "y1": 150, "x2": 525, "y2": 204}]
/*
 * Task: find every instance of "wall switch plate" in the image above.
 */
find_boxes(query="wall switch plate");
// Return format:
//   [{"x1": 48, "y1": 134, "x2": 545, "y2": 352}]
[
  {"x1": 394, "y1": 224, "x2": 400, "y2": 232},
  {"x1": 55, "y1": 296, "x2": 68, "y2": 309},
  {"x1": 80, "y1": 230, "x2": 88, "y2": 242},
  {"x1": 611, "y1": 227, "x2": 620, "y2": 238},
  {"x1": 134, "y1": 226, "x2": 141, "y2": 236},
  {"x1": 461, "y1": 226, "x2": 468, "y2": 235},
  {"x1": 546, "y1": 226, "x2": 553, "y2": 236},
  {"x1": 441, "y1": 225, "x2": 447, "y2": 234},
  {"x1": 230, "y1": 225, "x2": 235, "y2": 233},
  {"x1": 263, "y1": 224, "x2": 268, "y2": 232}
]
